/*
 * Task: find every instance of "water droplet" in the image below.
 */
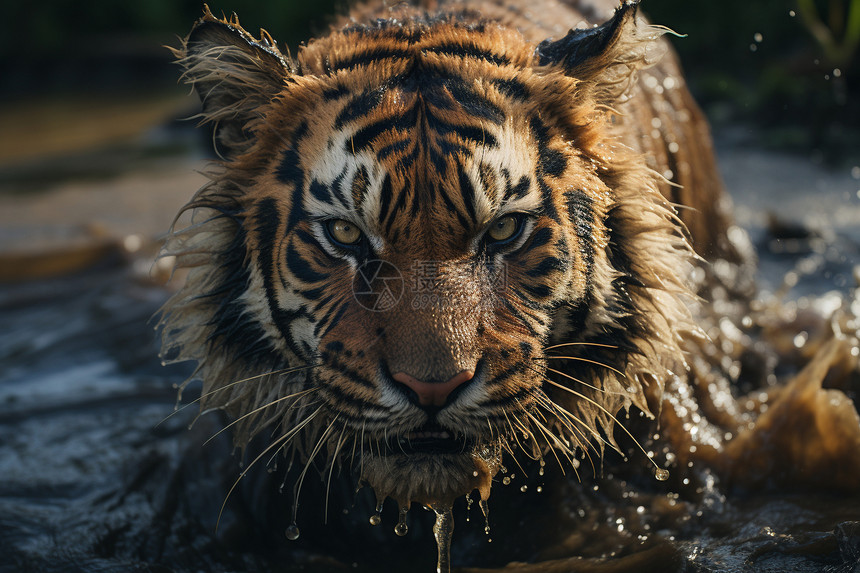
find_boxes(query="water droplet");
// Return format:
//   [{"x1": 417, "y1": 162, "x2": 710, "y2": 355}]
[
  {"x1": 285, "y1": 523, "x2": 301, "y2": 540},
  {"x1": 369, "y1": 514, "x2": 382, "y2": 526},
  {"x1": 538, "y1": 467, "x2": 545, "y2": 476},
  {"x1": 655, "y1": 468, "x2": 670, "y2": 481},
  {"x1": 394, "y1": 506, "x2": 409, "y2": 536},
  {"x1": 789, "y1": 9, "x2": 796, "y2": 16},
  {"x1": 834, "y1": 68, "x2": 842, "y2": 77},
  {"x1": 851, "y1": 166, "x2": 860, "y2": 179},
  {"x1": 520, "y1": 485, "x2": 528, "y2": 492},
  {"x1": 753, "y1": 32, "x2": 763, "y2": 42},
  {"x1": 536, "y1": 486, "x2": 543, "y2": 493},
  {"x1": 502, "y1": 476, "x2": 511, "y2": 485}
]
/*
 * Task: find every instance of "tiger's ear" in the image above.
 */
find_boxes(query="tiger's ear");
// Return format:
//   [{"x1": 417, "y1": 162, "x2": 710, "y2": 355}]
[
  {"x1": 536, "y1": 1, "x2": 641, "y2": 81},
  {"x1": 174, "y1": 6, "x2": 292, "y2": 158}
]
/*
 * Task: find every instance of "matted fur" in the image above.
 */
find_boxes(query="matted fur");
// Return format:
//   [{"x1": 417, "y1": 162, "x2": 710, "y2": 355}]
[{"x1": 158, "y1": 0, "x2": 716, "y2": 508}]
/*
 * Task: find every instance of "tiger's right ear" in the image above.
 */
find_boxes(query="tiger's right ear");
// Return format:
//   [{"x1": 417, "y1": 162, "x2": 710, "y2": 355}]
[{"x1": 173, "y1": 6, "x2": 293, "y2": 158}]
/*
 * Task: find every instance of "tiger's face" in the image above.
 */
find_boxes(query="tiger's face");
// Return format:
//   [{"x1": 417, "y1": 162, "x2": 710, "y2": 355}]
[{"x1": 161, "y1": 2, "x2": 694, "y2": 513}]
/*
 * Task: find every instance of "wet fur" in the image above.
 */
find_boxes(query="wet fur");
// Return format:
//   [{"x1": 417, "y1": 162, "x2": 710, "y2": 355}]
[{"x1": 160, "y1": 0, "x2": 725, "y2": 511}]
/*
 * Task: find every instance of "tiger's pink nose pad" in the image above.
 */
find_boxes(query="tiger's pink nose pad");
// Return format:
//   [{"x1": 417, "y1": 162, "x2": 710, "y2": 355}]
[{"x1": 392, "y1": 370, "x2": 474, "y2": 407}]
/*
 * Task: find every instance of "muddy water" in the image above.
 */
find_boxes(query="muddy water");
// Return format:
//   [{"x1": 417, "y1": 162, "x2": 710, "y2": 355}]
[{"x1": 1, "y1": 137, "x2": 859, "y2": 572}]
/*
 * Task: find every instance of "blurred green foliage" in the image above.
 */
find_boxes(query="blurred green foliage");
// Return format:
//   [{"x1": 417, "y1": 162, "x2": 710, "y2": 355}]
[
  {"x1": 645, "y1": 0, "x2": 859, "y2": 154},
  {"x1": 1, "y1": 0, "x2": 857, "y2": 154}
]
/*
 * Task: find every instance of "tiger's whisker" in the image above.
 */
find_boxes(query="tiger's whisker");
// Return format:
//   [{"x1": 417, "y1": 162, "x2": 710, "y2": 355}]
[
  {"x1": 531, "y1": 394, "x2": 597, "y2": 476},
  {"x1": 157, "y1": 363, "x2": 319, "y2": 427},
  {"x1": 216, "y1": 406, "x2": 322, "y2": 532},
  {"x1": 541, "y1": 378, "x2": 658, "y2": 471},
  {"x1": 542, "y1": 342, "x2": 618, "y2": 351},
  {"x1": 293, "y1": 415, "x2": 340, "y2": 526},
  {"x1": 325, "y1": 424, "x2": 348, "y2": 525},
  {"x1": 202, "y1": 387, "x2": 318, "y2": 447},
  {"x1": 536, "y1": 356, "x2": 626, "y2": 379},
  {"x1": 520, "y1": 406, "x2": 572, "y2": 475}
]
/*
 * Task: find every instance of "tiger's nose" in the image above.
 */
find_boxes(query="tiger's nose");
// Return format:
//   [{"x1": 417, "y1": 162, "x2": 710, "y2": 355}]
[{"x1": 392, "y1": 369, "x2": 474, "y2": 407}]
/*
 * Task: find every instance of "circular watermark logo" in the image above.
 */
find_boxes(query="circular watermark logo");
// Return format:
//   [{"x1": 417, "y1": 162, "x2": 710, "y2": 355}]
[{"x1": 352, "y1": 259, "x2": 404, "y2": 312}]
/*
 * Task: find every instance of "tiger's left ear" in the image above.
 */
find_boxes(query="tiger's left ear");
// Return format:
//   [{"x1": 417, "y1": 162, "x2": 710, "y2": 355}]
[
  {"x1": 536, "y1": 1, "x2": 641, "y2": 80},
  {"x1": 173, "y1": 6, "x2": 293, "y2": 158}
]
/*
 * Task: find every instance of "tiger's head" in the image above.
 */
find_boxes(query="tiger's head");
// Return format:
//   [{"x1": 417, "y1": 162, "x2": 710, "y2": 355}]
[{"x1": 160, "y1": 1, "x2": 695, "y2": 515}]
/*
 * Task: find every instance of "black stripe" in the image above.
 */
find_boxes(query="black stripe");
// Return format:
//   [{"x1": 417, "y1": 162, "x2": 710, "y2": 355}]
[
  {"x1": 537, "y1": 178, "x2": 560, "y2": 222},
  {"x1": 351, "y1": 166, "x2": 370, "y2": 208},
  {"x1": 438, "y1": 184, "x2": 472, "y2": 230},
  {"x1": 526, "y1": 256, "x2": 564, "y2": 278},
  {"x1": 331, "y1": 46, "x2": 411, "y2": 71},
  {"x1": 316, "y1": 299, "x2": 349, "y2": 339},
  {"x1": 522, "y1": 283, "x2": 552, "y2": 299},
  {"x1": 456, "y1": 162, "x2": 477, "y2": 223},
  {"x1": 530, "y1": 116, "x2": 568, "y2": 178},
  {"x1": 505, "y1": 174, "x2": 531, "y2": 200},
  {"x1": 491, "y1": 77, "x2": 529, "y2": 100},
  {"x1": 308, "y1": 179, "x2": 331, "y2": 203},
  {"x1": 377, "y1": 139, "x2": 411, "y2": 161},
  {"x1": 376, "y1": 173, "x2": 394, "y2": 228},
  {"x1": 383, "y1": 178, "x2": 411, "y2": 234},
  {"x1": 335, "y1": 86, "x2": 387, "y2": 129},
  {"x1": 254, "y1": 198, "x2": 314, "y2": 359},
  {"x1": 325, "y1": 356, "x2": 376, "y2": 390},
  {"x1": 427, "y1": 107, "x2": 499, "y2": 147},
  {"x1": 350, "y1": 108, "x2": 417, "y2": 153},
  {"x1": 566, "y1": 190, "x2": 595, "y2": 278},
  {"x1": 424, "y1": 42, "x2": 510, "y2": 66},
  {"x1": 276, "y1": 122, "x2": 309, "y2": 233},
  {"x1": 285, "y1": 240, "x2": 327, "y2": 284},
  {"x1": 322, "y1": 84, "x2": 349, "y2": 100},
  {"x1": 528, "y1": 226, "x2": 553, "y2": 249},
  {"x1": 444, "y1": 77, "x2": 504, "y2": 123},
  {"x1": 330, "y1": 171, "x2": 349, "y2": 207},
  {"x1": 500, "y1": 297, "x2": 541, "y2": 336}
]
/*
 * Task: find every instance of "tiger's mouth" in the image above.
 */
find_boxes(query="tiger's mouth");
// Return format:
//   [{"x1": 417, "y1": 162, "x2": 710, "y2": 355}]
[{"x1": 385, "y1": 422, "x2": 476, "y2": 455}]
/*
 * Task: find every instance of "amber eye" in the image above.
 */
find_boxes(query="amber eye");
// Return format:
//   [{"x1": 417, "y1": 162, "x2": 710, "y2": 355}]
[
  {"x1": 327, "y1": 219, "x2": 362, "y2": 246},
  {"x1": 486, "y1": 214, "x2": 522, "y2": 243}
]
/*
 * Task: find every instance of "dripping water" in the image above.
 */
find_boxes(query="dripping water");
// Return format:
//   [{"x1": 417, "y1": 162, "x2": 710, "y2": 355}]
[
  {"x1": 479, "y1": 498, "x2": 492, "y2": 542},
  {"x1": 369, "y1": 500, "x2": 383, "y2": 526},
  {"x1": 432, "y1": 506, "x2": 454, "y2": 573},
  {"x1": 394, "y1": 504, "x2": 409, "y2": 536}
]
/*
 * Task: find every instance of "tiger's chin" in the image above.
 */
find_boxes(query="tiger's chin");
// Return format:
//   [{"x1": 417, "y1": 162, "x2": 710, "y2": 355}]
[{"x1": 359, "y1": 443, "x2": 502, "y2": 508}]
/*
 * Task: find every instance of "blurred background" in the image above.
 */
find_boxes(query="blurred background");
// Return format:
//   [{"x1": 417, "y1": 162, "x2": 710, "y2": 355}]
[
  {"x1": 0, "y1": 0, "x2": 858, "y2": 282},
  {"x1": 0, "y1": 4, "x2": 858, "y2": 571},
  {"x1": 0, "y1": 0, "x2": 858, "y2": 283}
]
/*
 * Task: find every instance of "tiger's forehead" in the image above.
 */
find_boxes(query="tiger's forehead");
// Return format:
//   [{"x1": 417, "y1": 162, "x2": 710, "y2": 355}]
[{"x1": 279, "y1": 20, "x2": 548, "y2": 253}]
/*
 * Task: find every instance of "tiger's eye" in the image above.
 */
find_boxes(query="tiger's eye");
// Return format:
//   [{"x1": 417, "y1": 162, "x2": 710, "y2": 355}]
[
  {"x1": 487, "y1": 215, "x2": 519, "y2": 242},
  {"x1": 329, "y1": 219, "x2": 362, "y2": 245}
]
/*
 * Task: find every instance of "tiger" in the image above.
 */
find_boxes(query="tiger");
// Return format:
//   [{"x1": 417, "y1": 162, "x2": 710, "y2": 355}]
[{"x1": 159, "y1": 0, "x2": 751, "y2": 568}]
